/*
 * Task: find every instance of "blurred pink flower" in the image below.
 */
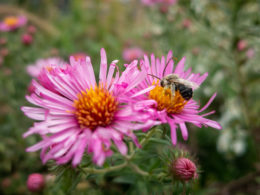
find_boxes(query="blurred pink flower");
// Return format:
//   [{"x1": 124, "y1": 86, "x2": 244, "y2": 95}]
[
  {"x1": 0, "y1": 48, "x2": 9, "y2": 57},
  {"x1": 246, "y1": 48, "x2": 255, "y2": 59},
  {"x1": 26, "y1": 57, "x2": 67, "y2": 78},
  {"x1": 0, "y1": 16, "x2": 27, "y2": 32},
  {"x1": 27, "y1": 25, "x2": 37, "y2": 34},
  {"x1": 172, "y1": 157, "x2": 198, "y2": 181},
  {"x1": 237, "y1": 40, "x2": 247, "y2": 51},
  {"x1": 21, "y1": 34, "x2": 33, "y2": 45},
  {"x1": 0, "y1": 37, "x2": 7, "y2": 45},
  {"x1": 0, "y1": 56, "x2": 3, "y2": 66},
  {"x1": 182, "y1": 19, "x2": 192, "y2": 29},
  {"x1": 130, "y1": 51, "x2": 221, "y2": 145},
  {"x1": 22, "y1": 48, "x2": 158, "y2": 166},
  {"x1": 27, "y1": 173, "x2": 45, "y2": 192},
  {"x1": 123, "y1": 47, "x2": 144, "y2": 62}
]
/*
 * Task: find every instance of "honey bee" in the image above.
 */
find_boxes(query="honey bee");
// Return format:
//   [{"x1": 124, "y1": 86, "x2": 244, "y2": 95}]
[
  {"x1": 148, "y1": 59, "x2": 198, "y2": 101},
  {"x1": 160, "y1": 74, "x2": 198, "y2": 100}
]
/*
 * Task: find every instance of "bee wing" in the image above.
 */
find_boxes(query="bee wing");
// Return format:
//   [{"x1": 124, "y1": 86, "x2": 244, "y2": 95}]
[{"x1": 176, "y1": 78, "x2": 199, "y2": 89}]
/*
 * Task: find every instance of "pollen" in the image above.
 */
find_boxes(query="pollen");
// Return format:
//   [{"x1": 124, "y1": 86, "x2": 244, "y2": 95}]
[
  {"x1": 4, "y1": 17, "x2": 19, "y2": 27},
  {"x1": 149, "y1": 85, "x2": 187, "y2": 114},
  {"x1": 73, "y1": 84, "x2": 118, "y2": 130}
]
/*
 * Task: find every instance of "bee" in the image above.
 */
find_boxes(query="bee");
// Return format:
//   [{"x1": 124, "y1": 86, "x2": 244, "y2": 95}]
[
  {"x1": 160, "y1": 74, "x2": 198, "y2": 100},
  {"x1": 148, "y1": 58, "x2": 198, "y2": 101}
]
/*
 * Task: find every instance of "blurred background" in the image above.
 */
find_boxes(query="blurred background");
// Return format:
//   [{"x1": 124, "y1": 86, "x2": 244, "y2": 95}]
[{"x1": 0, "y1": 0, "x2": 259, "y2": 194}]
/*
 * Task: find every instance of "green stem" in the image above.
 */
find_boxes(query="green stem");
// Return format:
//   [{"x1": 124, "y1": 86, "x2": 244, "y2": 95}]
[
  {"x1": 129, "y1": 163, "x2": 149, "y2": 176},
  {"x1": 83, "y1": 161, "x2": 127, "y2": 174}
]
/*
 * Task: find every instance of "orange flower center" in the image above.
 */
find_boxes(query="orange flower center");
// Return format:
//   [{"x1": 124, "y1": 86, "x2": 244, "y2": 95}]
[
  {"x1": 45, "y1": 66, "x2": 53, "y2": 72},
  {"x1": 73, "y1": 84, "x2": 118, "y2": 130},
  {"x1": 149, "y1": 85, "x2": 188, "y2": 114},
  {"x1": 4, "y1": 17, "x2": 19, "y2": 27}
]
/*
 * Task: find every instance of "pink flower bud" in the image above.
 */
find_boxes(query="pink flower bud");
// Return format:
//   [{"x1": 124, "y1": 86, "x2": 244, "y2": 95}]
[
  {"x1": 27, "y1": 25, "x2": 37, "y2": 34},
  {"x1": 172, "y1": 157, "x2": 198, "y2": 181},
  {"x1": 27, "y1": 173, "x2": 45, "y2": 192},
  {"x1": 22, "y1": 34, "x2": 33, "y2": 45}
]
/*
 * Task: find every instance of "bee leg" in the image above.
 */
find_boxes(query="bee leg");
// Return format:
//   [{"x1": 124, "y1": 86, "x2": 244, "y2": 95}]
[{"x1": 170, "y1": 84, "x2": 176, "y2": 96}]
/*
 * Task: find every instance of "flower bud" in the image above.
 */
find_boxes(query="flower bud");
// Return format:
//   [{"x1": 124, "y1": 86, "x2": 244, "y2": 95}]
[
  {"x1": 27, "y1": 173, "x2": 45, "y2": 192},
  {"x1": 22, "y1": 34, "x2": 33, "y2": 45},
  {"x1": 172, "y1": 157, "x2": 198, "y2": 182}
]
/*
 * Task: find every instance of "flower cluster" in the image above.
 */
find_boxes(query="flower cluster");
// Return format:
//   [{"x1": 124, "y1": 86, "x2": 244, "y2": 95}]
[{"x1": 22, "y1": 48, "x2": 221, "y2": 166}]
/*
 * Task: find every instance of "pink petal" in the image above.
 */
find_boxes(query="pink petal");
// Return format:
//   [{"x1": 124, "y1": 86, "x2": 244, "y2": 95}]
[
  {"x1": 199, "y1": 93, "x2": 217, "y2": 112},
  {"x1": 99, "y1": 48, "x2": 107, "y2": 84}
]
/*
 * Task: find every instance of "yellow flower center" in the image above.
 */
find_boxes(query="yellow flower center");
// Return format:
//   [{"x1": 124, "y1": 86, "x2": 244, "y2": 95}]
[
  {"x1": 45, "y1": 66, "x2": 53, "y2": 72},
  {"x1": 149, "y1": 85, "x2": 188, "y2": 114},
  {"x1": 4, "y1": 17, "x2": 19, "y2": 27},
  {"x1": 73, "y1": 84, "x2": 118, "y2": 130}
]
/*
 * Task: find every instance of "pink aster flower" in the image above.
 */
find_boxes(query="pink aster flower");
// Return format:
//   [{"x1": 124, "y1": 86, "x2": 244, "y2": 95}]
[
  {"x1": 130, "y1": 51, "x2": 222, "y2": 145},
  {"x1": 22, "y1": 48, "x2": 158, "y2": 166},
  {"x1": 172, "y1": 157, "x2": 198, "y2": 181},
  {"x1": 0, "y1": 16, "x2": 27, "y2": 32},
  {"x1": 26, "y1": 57, "x2": 68, "y2": 78},
  {"x1": 122, "y1": 47, "x2": 145, "y2": 63}
]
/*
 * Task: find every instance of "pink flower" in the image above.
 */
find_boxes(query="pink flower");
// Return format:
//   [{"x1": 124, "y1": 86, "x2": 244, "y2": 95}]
[
  {"x1": 0, "y1": 48, "x2": 9, "y2": 57},
  {"x1": 27, "y1": 173, "x2": 45, "y2": 192},
  {"x1": 237, "y1": 40, "x2": 247, "y2": 51},
  {"x1": 122, "y1": 47, "x2": 144, "y2": 63},
  {"x1": 130, "y1": 51, "x2": 222, "y2": 145},
  {"x1": 22, "y1": 48, "x2": 158, "y2": 166},
  {"x1": 21, "y1": 34, "x2": 33, "y2": 45},
  {"x1": 26, "y1": 57, "x2": 68, "y2": 78},
  {"x1": 0, "y1": 37, "x2": 7, "y2": 45},
  {"x1": 182, "y1": 19, "x2": 192, "y2": 29},
  {"x1": 0, "y1": 16, "x2": 27, "y2": 32},
  {"x1": 246, "y1": 48, "x2": 255, "y2": 59},
  {"x1": 27, "y1": 25, "x2": 37, "y2": 34},
  {"x1": 172, "y1": 157, "x2": 198, "y2": 181},
  {"x1": 0, "y1": 56, "x2": 3, "y2": 67}
]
